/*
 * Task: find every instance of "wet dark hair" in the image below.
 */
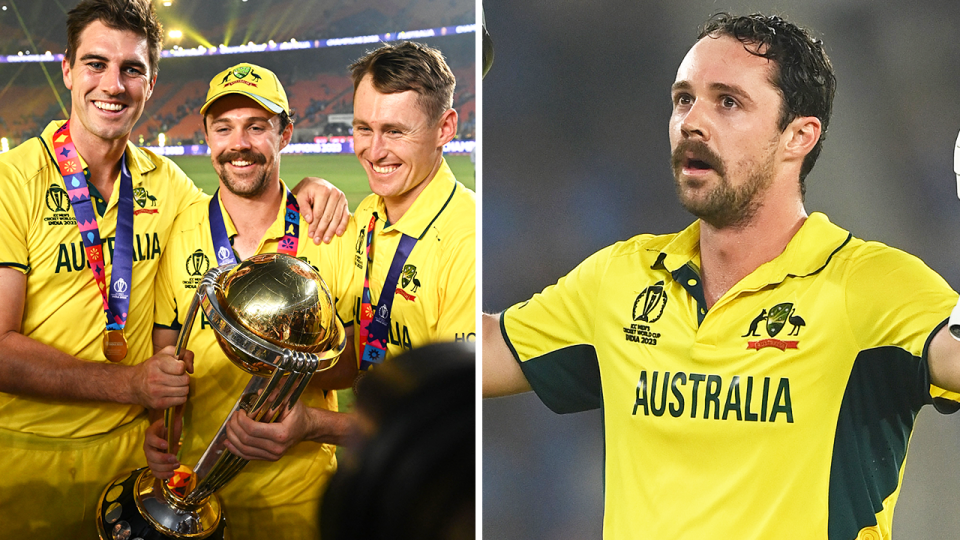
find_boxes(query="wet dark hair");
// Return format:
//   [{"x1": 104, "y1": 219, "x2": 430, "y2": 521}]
[{"x1": 699, "y1": 13, "x2": 836, "y2": 188}]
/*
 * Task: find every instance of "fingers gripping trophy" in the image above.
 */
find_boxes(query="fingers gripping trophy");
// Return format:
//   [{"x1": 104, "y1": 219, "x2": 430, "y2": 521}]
[{"x1": 96, "y1": 253, "x2": 345, "y2": 539}]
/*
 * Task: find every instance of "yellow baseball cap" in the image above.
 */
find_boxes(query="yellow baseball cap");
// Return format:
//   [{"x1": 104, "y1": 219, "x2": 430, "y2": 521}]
[{"x1": 200, "y1": 63, "x2": 290, "y2": 116}]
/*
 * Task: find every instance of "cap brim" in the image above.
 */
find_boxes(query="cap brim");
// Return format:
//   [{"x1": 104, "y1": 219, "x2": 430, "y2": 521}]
[{"x1": 200, "y1": 90, "x2": 285, "y2": 115}]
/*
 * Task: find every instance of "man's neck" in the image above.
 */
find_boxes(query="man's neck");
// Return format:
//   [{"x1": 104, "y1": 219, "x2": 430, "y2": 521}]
[
  {"x1": 219, "y1": 179, "x2": 284, "y2": 261},
  {"x1": 698, "y1": 185, "x2": 807, "y2": 310},
  {"x1": 68, "y1": 120, "x2": 128, "y2": 202}
]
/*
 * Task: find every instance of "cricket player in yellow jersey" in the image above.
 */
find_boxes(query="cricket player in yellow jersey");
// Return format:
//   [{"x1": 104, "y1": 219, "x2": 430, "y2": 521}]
[
  {"x1": 484, "y1": 14, "x2": 960, "y2": 540},
  {"x1": 146, "y1": 63, "x2": 357, "y2": 540},
  {"x1": 0, "y1": 2, "x2": 197, "y2": 536},
  {"x1": 0, "y1": 1, "x2": 346, "y2": 537},
  {"x1": 190, "y1": 42, "x2": 477, "y2": 485},
  {"x1": 342, "y1": 41, "x2": 475, "y2": 369}
]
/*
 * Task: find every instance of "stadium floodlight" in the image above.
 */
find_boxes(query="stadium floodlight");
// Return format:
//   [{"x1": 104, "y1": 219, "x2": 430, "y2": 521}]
[{"x1": 169, "y1": 29, "x2": 183, "y2": 39}]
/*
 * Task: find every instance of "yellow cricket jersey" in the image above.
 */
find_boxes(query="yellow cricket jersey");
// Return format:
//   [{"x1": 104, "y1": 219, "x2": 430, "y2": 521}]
[
  {"x1": 334, "y1": 158, "x2": 476, "y2": 361},
  {"x1": 0, "y1": 120, "x2": 203, "y2": 439},
  {"x1": 154, "y1": 182, "x2": 339, "y2": 517},
  {"x1": 501, "y1": 212, "x2": 960, "y2": 540}
]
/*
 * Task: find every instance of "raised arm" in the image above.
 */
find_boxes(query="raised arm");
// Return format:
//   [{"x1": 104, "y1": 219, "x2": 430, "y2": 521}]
[
  {"x1": 0, "y1": 267, "x2": 190, "y2": 409},
  {"x1": 482, "y1": 312, "x2": 531, "y2": 397}
]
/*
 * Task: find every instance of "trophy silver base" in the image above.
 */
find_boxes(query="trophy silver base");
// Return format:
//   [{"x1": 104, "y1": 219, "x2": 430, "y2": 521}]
[{"x1": 96, "y1": 467, "x2": 227, "y2": 539}]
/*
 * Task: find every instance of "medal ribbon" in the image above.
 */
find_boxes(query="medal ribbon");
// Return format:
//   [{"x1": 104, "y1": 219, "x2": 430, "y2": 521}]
[
  {"x1": 359, "y1": 212, "x2": 418, "y2": 370},
  {"x1": 52, "y1": 120, "x2": 134, "y2": 334},
  {"x1": 208, "y1": 187, "x2": 300, "y2": 266}
]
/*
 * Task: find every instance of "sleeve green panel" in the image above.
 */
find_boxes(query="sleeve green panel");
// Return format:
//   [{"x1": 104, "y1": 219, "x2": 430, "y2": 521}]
[
  {"x1": 842, "y1": 242, "x2": 960, "y2": 407},
  {"x1": 501, "y1": 245, "x2": 611, "y2": 413}
]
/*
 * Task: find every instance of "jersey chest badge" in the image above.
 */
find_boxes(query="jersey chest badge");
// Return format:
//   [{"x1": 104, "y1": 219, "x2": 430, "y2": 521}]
[
  {"x1": 623, "y1": 280, "x2": 667, "y2": 346},
  {"x1": 742, "y1": 302, "x2": 806, "y2": 351}
]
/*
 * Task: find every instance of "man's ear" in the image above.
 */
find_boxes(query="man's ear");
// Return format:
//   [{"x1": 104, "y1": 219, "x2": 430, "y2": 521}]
[
  {"x1": 62, "y1": 57, "x2": 73, "y2": 90},
  {"x1": 279, "y1": 121, "x2": 294, "y2": 150},
  {"x1": 436, "y1": 108, "x2": 458, "y2": 147},
  {"x1": 784, "y1": 115, "x2": 822, "y2": 163}
]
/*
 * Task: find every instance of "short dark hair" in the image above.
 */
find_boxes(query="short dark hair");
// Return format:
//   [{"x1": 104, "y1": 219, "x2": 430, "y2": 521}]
[
  {"x1": 349, "y1": 41, "x2": 456, "y2": 125},
  {"x1": 66, "y1": 0, "x2": 163, "y2": 78},
  {"x1": 699, "y1": 13, "x2": 836, "y2": 188}
]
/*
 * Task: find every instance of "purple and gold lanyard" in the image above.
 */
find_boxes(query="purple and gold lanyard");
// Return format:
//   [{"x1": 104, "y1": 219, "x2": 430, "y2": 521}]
[
  {"x1": 358, "y1": 212, "x2": 418, "y2": 370},
  {"x1": 52, "y1": 120, "x2": 134, "y2": 362},
  {"x1": 208, "y1": 187, "x2": 301, "y2": 265}
]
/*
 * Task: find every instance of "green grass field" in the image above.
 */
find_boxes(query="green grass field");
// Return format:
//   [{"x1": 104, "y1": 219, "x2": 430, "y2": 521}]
[{"x1": 169, "y1": 153, "x2": 475, "y2": 211}]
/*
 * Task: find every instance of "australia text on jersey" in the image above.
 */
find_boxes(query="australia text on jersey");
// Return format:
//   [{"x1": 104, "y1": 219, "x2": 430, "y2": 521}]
[
  {"x1": 54, "y1": 233, "x2": 161, "y2": 273},
  {"x1": 632, "y1": 371, "x2": 793, "y2": 423}
]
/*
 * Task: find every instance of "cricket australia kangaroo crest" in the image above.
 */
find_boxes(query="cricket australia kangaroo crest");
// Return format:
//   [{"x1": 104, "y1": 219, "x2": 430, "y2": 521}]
[{"x1": 742, "y1": 302, "x2": 806, "y2": 351}]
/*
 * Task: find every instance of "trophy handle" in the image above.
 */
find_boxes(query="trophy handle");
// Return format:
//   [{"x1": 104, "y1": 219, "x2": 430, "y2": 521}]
[{"x1": 163, "y1": 288, "x2": 204, "y2": 457}]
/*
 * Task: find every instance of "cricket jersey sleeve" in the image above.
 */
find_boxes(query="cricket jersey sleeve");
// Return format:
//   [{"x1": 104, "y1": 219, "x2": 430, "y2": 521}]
[
  {"x1": 500, "y1": 245, "x2": 611, "y2": 413},
  {"x1": 0, "y1": 148, "x2": 41, "y2": 272},
  {"x1": 842, "y1": 243, "x2": 960, "y2": 409}
]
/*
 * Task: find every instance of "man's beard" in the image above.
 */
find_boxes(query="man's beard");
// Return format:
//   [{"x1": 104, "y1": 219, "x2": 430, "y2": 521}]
[
  {"x1": 215, "y1": 150, "x2": 272, "y2": 198},
  {"x1": 671, "y1": 139, "x2": 775, "y2": 229}
]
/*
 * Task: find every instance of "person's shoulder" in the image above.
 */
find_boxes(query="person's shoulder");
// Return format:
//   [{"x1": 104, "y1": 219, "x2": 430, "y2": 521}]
[
  {"x1": 168, "y1": 196, "x2": 211, "y2": 236},
  {"x1": 607, "y1": 231, "x2": 681, "y2": 260},
  {"x1": 832, "y1": 235, "x2": 946, "y2": 284},
  {"x1": 130, "y1": 146, "x2": 190, "y2": 178},
  {"x1": 0, "y1": 137, "x2": 52, "y2": 187}
]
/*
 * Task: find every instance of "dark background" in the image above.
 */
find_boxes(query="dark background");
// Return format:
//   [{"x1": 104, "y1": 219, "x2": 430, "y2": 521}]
[{"x1": 482, "y1": 0, "x2": 960, "y2": 538}]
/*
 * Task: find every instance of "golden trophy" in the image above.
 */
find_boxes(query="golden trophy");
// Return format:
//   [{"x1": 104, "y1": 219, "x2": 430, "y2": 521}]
[{"x1": 96, "y1": 253, "x2": 345, "y2": 539}]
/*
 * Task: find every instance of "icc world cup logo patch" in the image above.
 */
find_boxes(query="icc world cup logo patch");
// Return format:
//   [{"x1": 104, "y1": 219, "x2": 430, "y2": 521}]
[
  {"x1": 45, "y1": 185, "x2": 71, "y2": 212},
  {"x1": 742, "y1": 302, "x2": 806, "y2": 351},
  {"x1": 186, "y1": 249, "x2": 210, "y2": 277},
  {"x1": 633, "y1": 280, "x2": 667, "y2": 323},
  {"x1": 623, "y1": 281, "x2": 667, "y2": 346}
]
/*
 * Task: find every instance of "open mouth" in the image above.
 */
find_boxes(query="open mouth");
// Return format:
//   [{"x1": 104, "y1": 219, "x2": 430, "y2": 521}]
[
  {"x1": 683, "y1": 157, "x2": 714, "y2": 172},
  {"x1": 672, "y1": 141, "x2": 723, "y2": 177}
]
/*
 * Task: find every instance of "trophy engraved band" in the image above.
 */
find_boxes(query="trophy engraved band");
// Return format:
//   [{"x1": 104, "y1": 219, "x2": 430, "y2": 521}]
[{"x1": 97, "y1": 253, "x2": 345, "y2": 539}]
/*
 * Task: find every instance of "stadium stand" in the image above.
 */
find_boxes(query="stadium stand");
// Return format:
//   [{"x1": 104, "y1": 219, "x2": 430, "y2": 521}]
[{"x1": 0, "y1": 0, "x2": 474, "y2": 147}]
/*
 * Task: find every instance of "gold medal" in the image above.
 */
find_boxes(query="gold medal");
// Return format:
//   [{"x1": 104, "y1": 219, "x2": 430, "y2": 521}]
[{"x1": 102, "y1": 329, "x2": 128, "y2": 362}]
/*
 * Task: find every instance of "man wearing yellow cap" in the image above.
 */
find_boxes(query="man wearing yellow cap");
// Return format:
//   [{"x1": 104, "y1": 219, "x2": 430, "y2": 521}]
[
  {"x1": 147, "y1": 62, "x2": 357, "y2": 540},
  {"x1": 188, "y1": 42, "x2": 477, "y2": 488}
]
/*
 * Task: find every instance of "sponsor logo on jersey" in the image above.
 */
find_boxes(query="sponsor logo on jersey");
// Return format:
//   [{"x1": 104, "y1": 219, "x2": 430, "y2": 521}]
[
  {"x1": 132, "y1": 187, "x2": 159, "y2": 215},
  {"x1": 742, "y1": 302, "x2": 806, "y2": 351},
  {"x1": 44, "y1": 185, "x2": 77, "y2": 226},
  {"x1": 632, "y1": 370, "x2": 793, "y2": 423},
  {"x1": 624, "y1": 281, "x2": 667, "y2": 345}
]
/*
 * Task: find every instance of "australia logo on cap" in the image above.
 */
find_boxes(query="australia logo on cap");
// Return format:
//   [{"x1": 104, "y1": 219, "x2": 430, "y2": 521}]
[{"x1": 223, "y1": 65, "x2": 262, "y2": 86}]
